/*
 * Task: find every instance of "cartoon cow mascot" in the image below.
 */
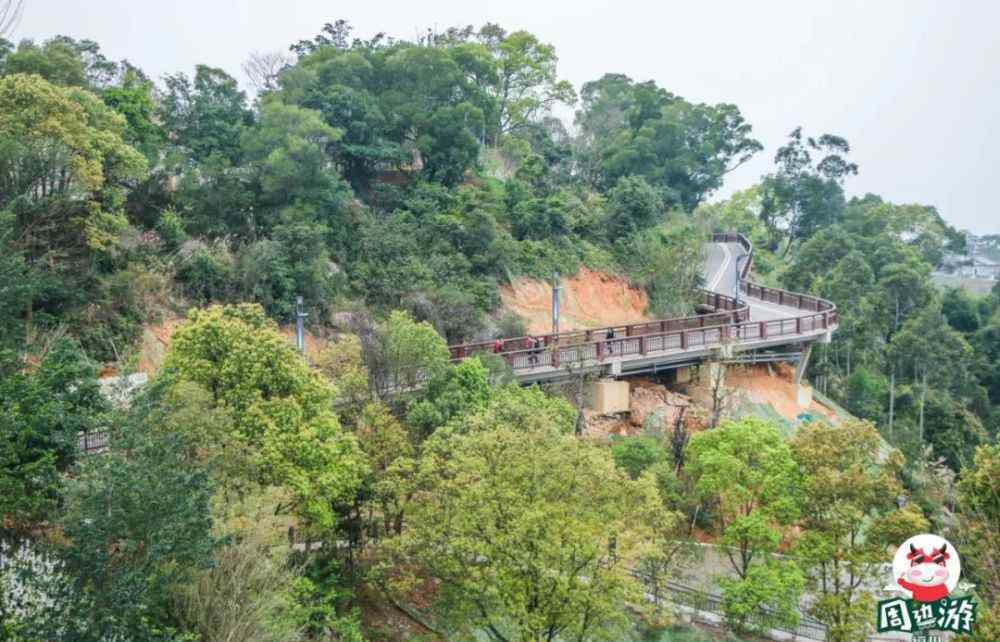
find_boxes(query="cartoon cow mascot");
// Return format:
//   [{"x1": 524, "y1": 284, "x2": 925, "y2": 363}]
[{"x1": 897, "y1": 542, "x2": 951, "y2": 603}]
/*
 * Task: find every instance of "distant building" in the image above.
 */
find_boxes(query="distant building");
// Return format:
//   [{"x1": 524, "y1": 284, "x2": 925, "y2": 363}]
[{"x1": 957, "y1": 256, "x2": 1000, "y2": 279}]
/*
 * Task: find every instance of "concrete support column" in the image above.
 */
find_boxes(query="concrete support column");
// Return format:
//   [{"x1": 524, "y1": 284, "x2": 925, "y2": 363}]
[{"x1": 794, "y1": 342, "x2": 813, "y2": 385}]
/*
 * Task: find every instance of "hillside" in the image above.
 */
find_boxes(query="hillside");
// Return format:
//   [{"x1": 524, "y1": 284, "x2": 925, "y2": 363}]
[{"x1": 500, "y1": 266, "x2": 653, "y2": 334}]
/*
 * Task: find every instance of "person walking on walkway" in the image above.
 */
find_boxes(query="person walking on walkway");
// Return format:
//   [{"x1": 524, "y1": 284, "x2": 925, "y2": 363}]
[{"x1": 606, "y1": 328, "x2": 615, "y2": 354}]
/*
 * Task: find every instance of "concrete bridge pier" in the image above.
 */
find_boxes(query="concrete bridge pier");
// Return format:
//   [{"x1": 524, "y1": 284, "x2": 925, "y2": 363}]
[{"x1": 794, "y1": 342, "x2": 813, "y2": 385}]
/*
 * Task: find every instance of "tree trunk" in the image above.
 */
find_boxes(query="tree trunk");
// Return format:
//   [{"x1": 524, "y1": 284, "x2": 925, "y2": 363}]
[
  {"x1": 919, "y1": 370, "x2": 928, "y2": 443},
  {"x1": 888, "y1": 363, "x2": 896, "y2": 442}
]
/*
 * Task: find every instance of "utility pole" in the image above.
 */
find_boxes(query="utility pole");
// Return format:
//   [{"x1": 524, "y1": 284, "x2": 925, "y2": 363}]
[
  {"x1": 295, "y1": 296, "x2": 307, "y2": 354},
  {"x1": 552, "y1": 272, "x2": 561, "y2": 336}
]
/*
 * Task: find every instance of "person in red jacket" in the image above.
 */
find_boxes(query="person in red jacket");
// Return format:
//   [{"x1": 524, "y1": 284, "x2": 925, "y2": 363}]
[{"x1": 898, "y1": 543, "x2": 951, "y2": 603}]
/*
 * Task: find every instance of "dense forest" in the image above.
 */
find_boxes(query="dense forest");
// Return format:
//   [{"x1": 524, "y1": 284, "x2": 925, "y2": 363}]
[{"x1": 1, "y1": 18, "x2": 998, "y2": 642}]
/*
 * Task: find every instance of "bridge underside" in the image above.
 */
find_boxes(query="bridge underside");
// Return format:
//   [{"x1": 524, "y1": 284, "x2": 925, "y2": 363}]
[{"x1": 516, "y1": 327, "x2": 832, "y2": 385}]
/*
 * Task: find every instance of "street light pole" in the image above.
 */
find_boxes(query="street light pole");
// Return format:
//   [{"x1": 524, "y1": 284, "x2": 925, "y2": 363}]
[
  {"x1": 734, "y1": 255, "x2": 744, "y2": 306},
  {"x1": 295, "y1": 296, "x2": 307, "y2": 354},
  {"x1": 552, "y1": 271, "x2": 561, "y2": 336}
]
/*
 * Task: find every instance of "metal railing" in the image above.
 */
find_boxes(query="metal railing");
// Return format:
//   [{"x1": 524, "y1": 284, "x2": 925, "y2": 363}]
[
  {"x1": 78, "y1": 430, "x2": 109, "y2": 453},
  {"x1": 639, "y1": 576, "x2": 830, "y2": 641}
]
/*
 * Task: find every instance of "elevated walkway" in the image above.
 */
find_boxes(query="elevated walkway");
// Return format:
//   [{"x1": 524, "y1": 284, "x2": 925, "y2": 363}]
[{"x1": 449, "y1": 233, "x2": 837, "y2": 384}]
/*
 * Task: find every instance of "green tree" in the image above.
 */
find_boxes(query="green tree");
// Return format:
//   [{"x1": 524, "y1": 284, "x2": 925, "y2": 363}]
[
  {"x1": 609, "y1": 103, "x2": 760, "y2": 209},
  {"x1": 954, "y1": 443, "x2": 1000, "y2": 642},
  {"x1": 162, "y1": 304, "x2": 367, "y2": 528},
  {"x1": 0, "y1": 339, "x2": 107, "y2": 542},
  {"x1": 31, "y1": 420, "x2": 215, "y2": 642},
  {"x1": 942, "y1": 286, "x2": 981, "y2": 334},
  {"x1": 617, "y1": 218, "x2": 706, "y2": 317},
  {"x1": 760, "y1": 127, "x2": 857, "y2": 253},
  {"x1": 0, "y1": 73, "x2": 146, "y2": 252},
  {"x1": 686, "y1": 418, "x2": 800, "y2": 579},
  {"x1": 161, "y1": 64, "x2": 253, "y2": 164},
  {"x1": 454, "y1": 382, "x2": 577, "y2": 436},
  {"x1": 611, "y1": 436, "x2": 667, "y2": 479},
  {"x1": 890, "y1": 304, "x2": 974, "y2": 448},
  {"x1": 241, "y1": 100, "x2": 346, "y2": 232},
  {"x1": 717, "y1": 560, "x2": 804, "y2": 634},
  {"x1": 791, "y1": 420, "x2": 927, "y2": 642},
  {"x1": 0, "y1": 36, "x2": 118, "y2": 88},
  {"x1": 406, "y1": 356, "x2": 492, "y2": 439},
  {"x1": 604, "y1": 174, "x2": 663, "y2": 238},
  {"x1": 476, "y1": 24, "x2": 576, "y2": 142},
  {"x1": 102, "y1": 68, "x2": 162, "y2": 157},
  {"x1": 369, "y1": 310, "x2": 450, "y2": 399},
  {"x1": 383, "y1": 422, "x2": 659, "y2": 642},
  {"x1": 0, "y1": 73, "x2": 146, "y2": 344}
]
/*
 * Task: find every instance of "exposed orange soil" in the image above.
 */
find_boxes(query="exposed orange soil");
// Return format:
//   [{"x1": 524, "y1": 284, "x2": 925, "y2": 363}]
[
  {"x1": 500, "y1": 266, "x2": 652, "y2": 335},
  {"x1": 136, "y1": 317, "x2": 185, "y2": 374},
  {"x1": 725, "y1": 363, "x2": 838, "y2": 422}
]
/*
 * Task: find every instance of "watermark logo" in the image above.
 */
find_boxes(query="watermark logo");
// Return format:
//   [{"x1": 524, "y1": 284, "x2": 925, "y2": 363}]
[{"x1": 877, "y1": 534, "x2": 977, "y2": 637}]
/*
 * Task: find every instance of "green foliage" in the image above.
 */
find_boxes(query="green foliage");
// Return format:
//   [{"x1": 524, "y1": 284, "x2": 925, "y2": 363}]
[
  {"x1": 0, "y1": 339, "x2": 107, "y2": 541},
  {"x1": 687, "y1": 418, "x2": 800, "y2": 578},
  {"x1": 618, "y1": 218, "x2": 706, "y2": 317},
  {"x1": 575, "y1": 74, "x2": 762, "y2": 210},
  {"x1": 717, "y1": 561, "x2": 804, "y2": 634},
  {"x1": 371, "y1": 309, "x2": 450, "y2": 398},
  {"x1": 844, "y1": 367, "x2": 888, "y2": 423},
  {"x1": 383, "y1": 421, "x2": 659, "y2": 642},
  {"x1": 790, "y1": 420, "x2": 921, "y2": 642},
  {"x1": 162, "y1": 304, "x2": 367, "y2": 528},
  {"x1": 759, "y1": 127, "x2": 856, "y2": 252},
  {"x1": 0, "y1": 73, "x2": 147, "y2": 252},
  {"x1": 161, "y1": 65, "x2": 252, "y2": 164},
  {"x1": 454, "y1": 382, "x2": 577, "y2": 435},
  {"x1": 37, "y1": 419, "x2": 215, "y2": 642},
  {"x1": 0, "y1": 36, "x2": 119, "y2": 88},
  {"x1": 406, "y1": 357, "x2": 492, "y2": 439},
  {"x1": 942, "y1": 286, "x2": 981, "y2": 333},
  {"x1": 103, "y1": 68, "x2": 163, "y2": 156},
  {"x1": 604, "y1": 175, "x2": 664, "y2": 238},
  {"x1": 2, "y1": 20, "x2": 997, "y2": 642},
  {"x1": 956, "y1": 443, "x2": 1000, "y2": 605},
  {"x1": 173, "y1": 492, "x2": 309, "y2": 642},
  {"x1": 612, "y1": 436, "x2": 667, "y2": 479}
]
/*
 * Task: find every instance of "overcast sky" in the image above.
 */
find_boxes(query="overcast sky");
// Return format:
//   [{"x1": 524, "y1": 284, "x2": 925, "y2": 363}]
[{"x1": 17, "y1": 0, "x2": 1000, "y2": 233}]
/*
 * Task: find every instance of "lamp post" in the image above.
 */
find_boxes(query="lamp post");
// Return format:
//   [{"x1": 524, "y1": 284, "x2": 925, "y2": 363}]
[
  {"x1": 734, "y1": 254, "x2": 745, "y2": 306},
  {"x1": 295, "y1": 296, "x2": 307, "y2": 353},
  {"x1": 552, "y1": 271, "x2": 561, "y2": 337}
]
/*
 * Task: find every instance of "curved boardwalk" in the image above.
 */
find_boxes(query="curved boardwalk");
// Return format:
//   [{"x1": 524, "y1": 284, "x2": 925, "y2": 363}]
[{"x1": 449, "y1": 233, "x2": 838, "y2": 383}]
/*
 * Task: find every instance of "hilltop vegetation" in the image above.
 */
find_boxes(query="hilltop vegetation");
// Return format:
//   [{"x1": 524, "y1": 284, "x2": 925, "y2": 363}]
[{"x1": 1, "y1": 18, "x2": 999, "y2": 642}]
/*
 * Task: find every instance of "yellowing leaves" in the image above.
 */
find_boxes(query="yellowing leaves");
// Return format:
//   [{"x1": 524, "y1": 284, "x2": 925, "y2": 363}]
[{"x1": 0, "y1": 73, "x2": 146, "y2": 252}]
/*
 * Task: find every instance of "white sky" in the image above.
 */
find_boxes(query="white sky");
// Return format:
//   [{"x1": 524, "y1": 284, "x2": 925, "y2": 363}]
[{"x1": 18, "y1": 0, "x2": 1000, "y2": 233}]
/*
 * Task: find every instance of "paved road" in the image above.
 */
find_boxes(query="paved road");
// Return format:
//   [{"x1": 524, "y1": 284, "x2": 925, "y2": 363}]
[{"x1": 703, "y1": 242, "x2": 796, "y2": 322}]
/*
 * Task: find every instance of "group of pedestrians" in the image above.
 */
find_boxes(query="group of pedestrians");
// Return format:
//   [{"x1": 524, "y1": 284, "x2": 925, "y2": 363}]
[
  {"x1": 492, "y1": 335, "x2": 545, "y2": 365},
  {"x1": 486, "y1": 328, "x2": 620, "y2": 366}
]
